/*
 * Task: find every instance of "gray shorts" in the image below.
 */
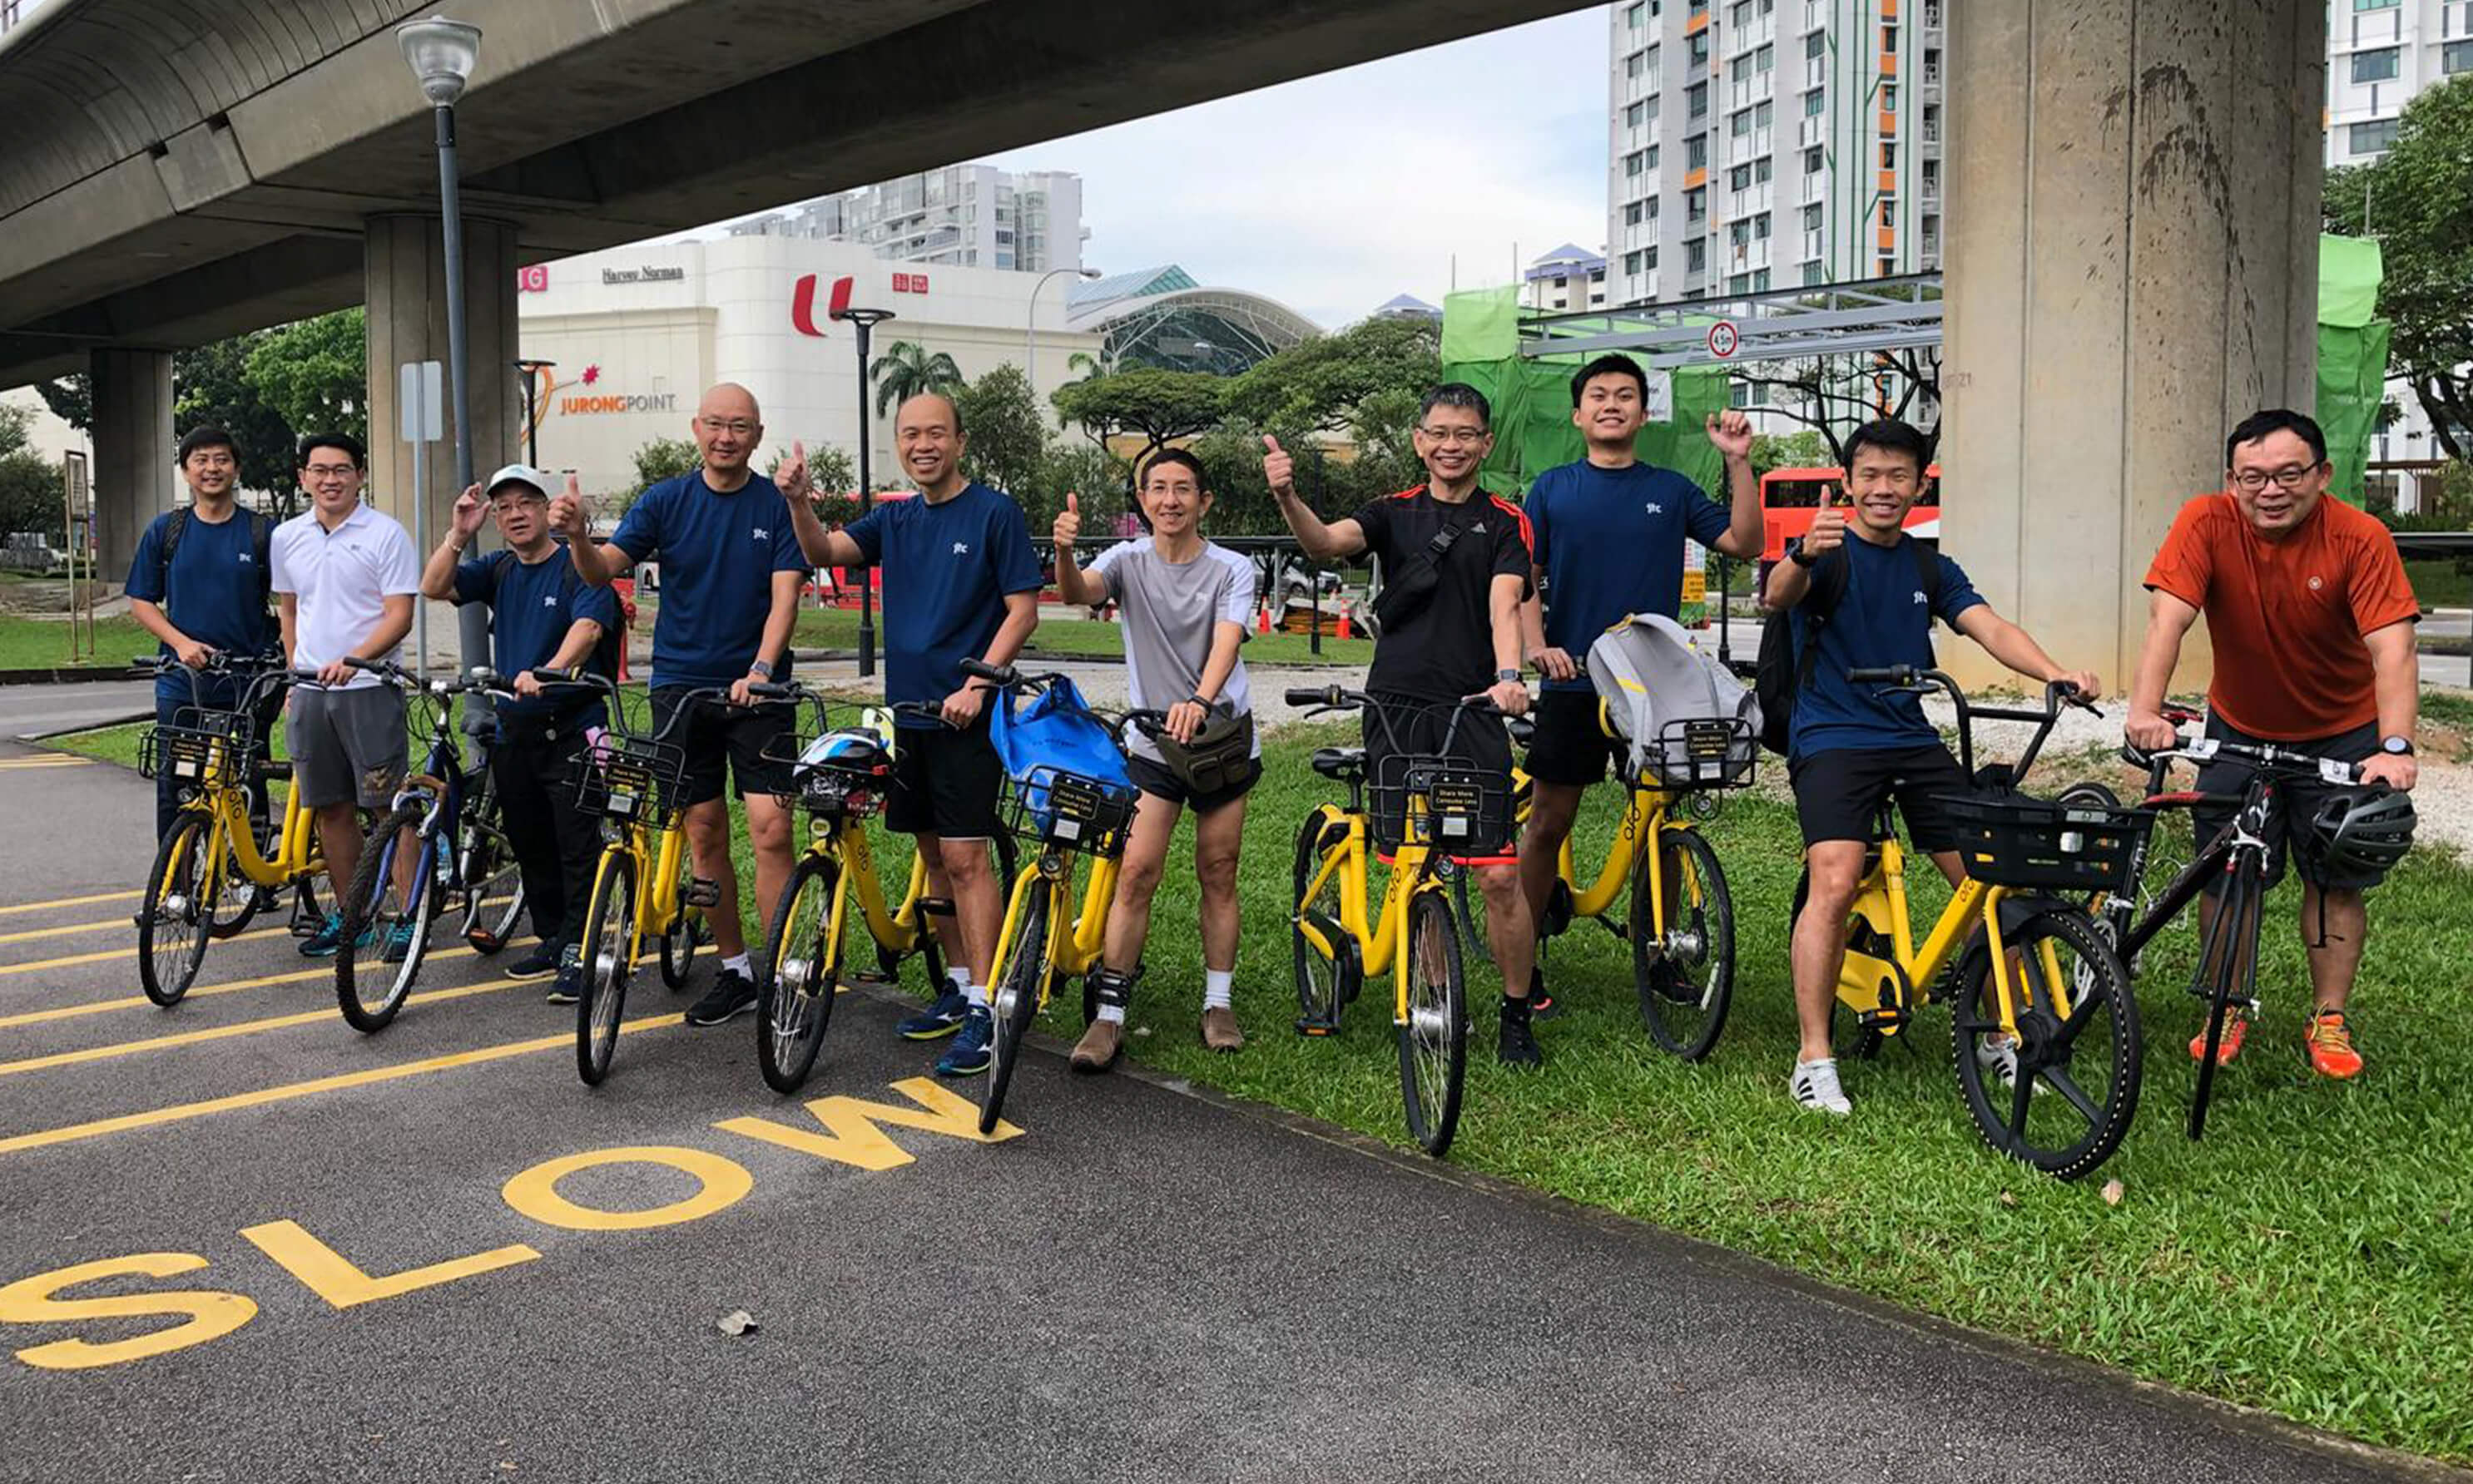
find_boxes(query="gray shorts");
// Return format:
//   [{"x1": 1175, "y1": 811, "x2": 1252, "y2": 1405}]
[{"x1": 287, "y1": 685, "x2": 408, "y2": 810}]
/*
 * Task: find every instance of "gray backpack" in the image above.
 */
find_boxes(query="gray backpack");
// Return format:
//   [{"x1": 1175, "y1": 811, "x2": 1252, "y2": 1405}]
[{"x1": 1586, "y1": 612, "x2": 1762, "y2": 788}]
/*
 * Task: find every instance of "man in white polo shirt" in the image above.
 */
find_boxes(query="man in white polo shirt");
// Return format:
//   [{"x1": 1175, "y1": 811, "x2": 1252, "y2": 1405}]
[{"x1": 270, "y1": 433, "x2": 423, "y2": 957}]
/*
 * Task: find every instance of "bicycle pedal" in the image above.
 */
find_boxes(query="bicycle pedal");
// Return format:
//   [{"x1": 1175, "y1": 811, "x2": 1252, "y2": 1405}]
[
  {"x1": 1294, "y1": 1016, "x2": 1341, "y2": 1036},
  {"x1": 917, "y1": 896, "x2": 955, "y2": 918},
  {"x1": 682, "y1": 877, "x2": 722, "y2": 909}
]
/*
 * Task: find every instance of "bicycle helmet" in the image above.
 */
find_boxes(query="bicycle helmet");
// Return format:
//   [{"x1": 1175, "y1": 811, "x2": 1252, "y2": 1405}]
[
  {"x1": 794, "y1": 727, "x2": 892, "y2": 784},
  {"x1": 2300, "y1": 787, "x2": 2417, "y2": 879}
]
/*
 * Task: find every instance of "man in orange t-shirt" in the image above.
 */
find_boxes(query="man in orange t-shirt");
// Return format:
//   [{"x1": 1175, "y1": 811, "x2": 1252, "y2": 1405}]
[{"x1": 2127, "y1": 409, "x2": 2421, "y2": 1080}]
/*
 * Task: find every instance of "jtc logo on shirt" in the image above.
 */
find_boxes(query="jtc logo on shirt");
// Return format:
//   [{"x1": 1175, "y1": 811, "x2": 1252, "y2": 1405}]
[
  {"x1": 1911, "y1": 591, "x2": 1928, "y2": 605},
  {"x1": 1644, "y1": 502, "x2": 1664, "y2": 516},
  {"x1": 751, "y1": 527, "x2": 771, "y2": 542},
  {"x1": 952, "y1": 542, "x2": 970, "y2": 556}
]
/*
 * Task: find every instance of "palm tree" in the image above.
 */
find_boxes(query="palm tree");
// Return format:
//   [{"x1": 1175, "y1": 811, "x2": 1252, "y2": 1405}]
[{"x1": 869, "y1": 340, "x2": 964, "y2": 417}]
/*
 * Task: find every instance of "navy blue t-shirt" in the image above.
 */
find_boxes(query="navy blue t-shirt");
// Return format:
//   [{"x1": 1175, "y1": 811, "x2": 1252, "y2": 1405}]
[
  {"x1": 844, "y1": 484, "x2": 1043, "y2": 726},
  {"x1": 1787, "y1": 533, "x2": 1985, "y2": 759},
  {"x1": 124, "y1": 509, "x2": 277, "y2": 709},
  {"x1": 610, "y1": 472, "x2": 807, "y2": 690},
  {"x1": 1526, "y1": 459, "x2": 1732, "y2": 693},
  {"x1": 450, "y1": 546, "x2": 618, "y2": 729}
]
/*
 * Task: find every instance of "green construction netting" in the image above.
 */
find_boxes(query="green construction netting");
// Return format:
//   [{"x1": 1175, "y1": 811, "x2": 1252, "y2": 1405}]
[{"x1": 2316, "y1": 233, "x2": 2391, "y2": 506}]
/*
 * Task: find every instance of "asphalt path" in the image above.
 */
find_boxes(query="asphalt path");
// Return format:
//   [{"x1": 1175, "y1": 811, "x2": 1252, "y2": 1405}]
[{"x1": 0, "y1": 730, "x2": 2453, "y2": 1483}]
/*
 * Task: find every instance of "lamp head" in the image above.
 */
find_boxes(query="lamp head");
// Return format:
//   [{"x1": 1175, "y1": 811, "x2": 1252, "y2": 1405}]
[{"x1": 397, "y1": 18, "x2": 482, "y2": 106}]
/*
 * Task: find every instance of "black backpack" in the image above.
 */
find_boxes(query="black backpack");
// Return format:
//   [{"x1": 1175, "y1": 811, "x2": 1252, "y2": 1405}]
[
  {"x1": 1753, "y1": 535, "x2": 1944, "y2": 756},
  {"x1": 156, "y1": 506, "x2": 275, "y2": 621},
  {"x1": 474, "y1": 547, "x2": 626, "y2": 687}
]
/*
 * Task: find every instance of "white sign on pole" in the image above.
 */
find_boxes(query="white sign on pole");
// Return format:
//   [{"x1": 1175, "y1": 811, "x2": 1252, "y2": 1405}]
[
  {"x1": 399, "y1": 361, "x2": 444, "y2": 443},
  {"x1": 1643, "y1": 369, "x2": 1676, "y2": 423},
  {"x1": 1707, "y1": 320, "x2": 1741, "y2": 359}
]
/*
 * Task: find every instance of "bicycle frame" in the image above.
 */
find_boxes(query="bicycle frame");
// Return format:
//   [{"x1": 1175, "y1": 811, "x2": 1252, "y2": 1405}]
[
  {"x1": 1296, "y1": 807, "x2": 1441, "y2": 1020},
  {"x1": 1840, "y1": 830, "x2": 2062, "y2": 1047},
  {"x1": 809, "y1": 814, "x2": 944, "y2": 964},
  {"x1": 991, "y1": 843, "x2": 1123, "y2": 989},
  {"x1": 190, "y1": 754, "x2": 320, "y2": 890}
]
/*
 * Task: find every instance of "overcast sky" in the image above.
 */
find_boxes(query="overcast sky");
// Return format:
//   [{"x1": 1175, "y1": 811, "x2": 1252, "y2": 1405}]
[{"x1": 980, "y1": 11, "x2": 1608, "y2": 328}]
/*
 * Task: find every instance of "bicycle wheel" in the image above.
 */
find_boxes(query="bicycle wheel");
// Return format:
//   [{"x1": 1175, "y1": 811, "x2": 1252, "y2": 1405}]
[
  {"x1": 1950, "y1": 908, "x2": 2143, "y2": 1180},
  {"x1": 757, "y1": 853, "x2": 844, "y2": 1094},
  {"x1": 1396, "y1": 888, "x2": 1468, "y2": 1157},
  {"x1": 335, "y1": 802, "x2": 438, "y2": 1033},
  {"x1": 982, "y1": 883, "x2": 1053, "y2": 1136},
  {"x1": 457, "y1": 790, "x2": 526, "y2": 952},
  {"x1": 137, "y1": 814, "x2": 214, "y2": 1007},
  {"x1": 1291, "y1": 809, "x2": 1350, "y2": 1031},
  {"x1": 2188, "y1": 857, "x2": 2261, "y2": 1142},
  {"x1": 658, "y1": 908, "x2": 707, "y2": 990},
  {"x1": 1633, "y1": 825, "x2": 1736, "y2": 1061},
  {"x1": 575, "y1": 852, "x2": 637, "y2": 1086},
  {"x1": 206, "y1": 814, "x2": 265, "y2": 939}
]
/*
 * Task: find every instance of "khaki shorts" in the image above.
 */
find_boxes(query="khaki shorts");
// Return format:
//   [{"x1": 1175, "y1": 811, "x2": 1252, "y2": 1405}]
[{"x1": 287, "y1": 685, "x2": 407, "y2": 810}]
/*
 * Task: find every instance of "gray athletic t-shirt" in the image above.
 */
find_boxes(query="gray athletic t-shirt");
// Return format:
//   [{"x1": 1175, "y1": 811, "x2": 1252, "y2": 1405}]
[{"x1": 1086, "y1": 539, "x2": 1259, "y2": 764}]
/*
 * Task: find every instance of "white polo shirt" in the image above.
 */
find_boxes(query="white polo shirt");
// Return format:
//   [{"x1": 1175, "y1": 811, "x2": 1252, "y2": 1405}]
[{"x1": 270, "y1": 502, "x2": 421, "y2": 690}]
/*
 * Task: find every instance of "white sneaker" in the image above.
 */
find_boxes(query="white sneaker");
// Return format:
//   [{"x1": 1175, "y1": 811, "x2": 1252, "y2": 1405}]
[
  {"x1": 1790, "y1": 1057, "x2": 1851, "y2": 1116},
  {"x1": 1975, "y1": 1033, "x2": 2044, "y2": 1096}
]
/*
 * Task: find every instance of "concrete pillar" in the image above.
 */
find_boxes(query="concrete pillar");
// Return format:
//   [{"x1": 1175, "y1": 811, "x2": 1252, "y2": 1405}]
[
  {"x1": 362, "y1": 214, "x2": 520, "y2": 667},
  {"x1": 89, "y1": 348, "x2": 176, "y2": 585},
  {"x1": 1940, "y1": 0, "x2": 2324, "y2": 693}
]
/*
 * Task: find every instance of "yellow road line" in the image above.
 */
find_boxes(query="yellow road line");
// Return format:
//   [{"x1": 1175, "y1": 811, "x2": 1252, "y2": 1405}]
[
  {"x1": 0, "y1": 759, "x2": 96, "y2": 769},
  {"x1": 0, "y1": 977, "x2": 531, "y2": 1078},
  {"x1": 0, "y1": 942, "x2": 506, "y2": 1030},
  {"x1": 0, "y1": 924, "x2": 290, "y2": 977},
  {"x1": 0, "y1": 1015, "x2": 685, "y2": 1157},
  {"x1": 0, "y1": 890, "x2": 141, "y2": 917},
  {"x1": 0, "y1": 917, "x2": 130, "y2": 947}
]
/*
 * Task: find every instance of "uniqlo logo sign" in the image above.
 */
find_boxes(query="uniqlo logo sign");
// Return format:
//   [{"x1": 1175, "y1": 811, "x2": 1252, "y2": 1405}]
[{"x1": 890, "y1": 274, "x2": 929, "y2": 295}]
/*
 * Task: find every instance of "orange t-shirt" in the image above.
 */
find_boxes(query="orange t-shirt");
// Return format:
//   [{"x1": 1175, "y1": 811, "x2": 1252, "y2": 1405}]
[{"x1": 2143, "y1": 492, "x2": 2420, "y2": 740}]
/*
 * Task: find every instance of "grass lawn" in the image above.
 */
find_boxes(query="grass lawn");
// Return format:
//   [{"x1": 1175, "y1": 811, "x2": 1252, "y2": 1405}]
[
  {"x1": 0, "y1": 614, "x2": 152, "y2": 670},
  {"x1": 786, "y1": 605, "x2": 1374, "y2": 668},
  {"x1": 50, "y1": 690, "x2": 2473, "y2": 1463},
  {"x1": 2406, "y1": 558, "x2": 2472, "y2": 610}
]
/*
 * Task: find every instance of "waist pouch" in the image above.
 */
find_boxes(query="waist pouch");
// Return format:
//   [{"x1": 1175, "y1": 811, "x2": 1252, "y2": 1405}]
[{"x1": 1155, "y1": 706, "x2": 1255, "y2": 795}]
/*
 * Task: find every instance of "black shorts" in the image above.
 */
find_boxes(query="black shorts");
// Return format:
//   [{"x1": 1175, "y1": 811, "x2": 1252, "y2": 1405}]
[
  {"x1": 1525, "y1": 686, "x2": 1620, "y2": 787},
  {"x1": 887, "y1": 714, "x2": 1004, "y2": 840},
  {"x1": 650, "y1": 687, "x2": 793, "y2": 806},
  {"x1": 1790, "y1": 744, "x2": 1970, "y2": 852},
  {"x1": 1362, "y1": 692, "x2": 1516, "y2": 858},
  {"x1": 1127, "y1": 752, "x2": 1261, "y2": 814},
  {"x1": 2192, "y1": 713, "x2": 2386, "y2": 893}
]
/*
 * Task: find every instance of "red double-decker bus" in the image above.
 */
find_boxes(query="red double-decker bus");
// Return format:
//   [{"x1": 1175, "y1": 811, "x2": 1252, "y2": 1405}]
[{"x1": 1757, "y1": 464, "x2": 1942, "y2": 562}]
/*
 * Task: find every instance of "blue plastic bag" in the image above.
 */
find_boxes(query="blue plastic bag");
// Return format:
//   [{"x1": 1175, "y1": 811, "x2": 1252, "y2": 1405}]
[{"x1": 989, "y1": 676, "x2": 1133, "y2": 841}]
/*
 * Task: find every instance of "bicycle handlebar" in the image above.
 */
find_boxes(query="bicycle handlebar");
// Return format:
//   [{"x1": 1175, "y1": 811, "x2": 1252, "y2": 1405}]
[
  {"x1": 2119, "y1": 735, "x2": 2367, "y2": 789},
  {"x1": 1846, "y1": 666, "x2": 2095, "y2": 789}
]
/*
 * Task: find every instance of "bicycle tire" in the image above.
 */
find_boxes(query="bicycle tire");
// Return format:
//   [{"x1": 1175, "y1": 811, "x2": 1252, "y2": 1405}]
[
  {"x1": 335, "y1": 802, "x2": 437, "y2": 1033},
  {"x1": 756, "y1": 853, "x2": 843, "y2": 1094},
  {"x1": 1396, "y1": 888, "x2": 1468, "y2": 1157},
  {"x1": 137, "y1": 814, "x2": 214, "y2": 1007},
  {"x1": 575, "y1": 852, "x2": 637, "y2": 1086},
  {"x1": 2188, "y1": 855, "x2": 2260, "y2": 1142},
  {"x1": 206, "y1": 815, "x2": 265, "y2": 939},
  {"x1": 1291, "y1": 809, "x2": 1349, "y2": 1031},
  {"x1": 1950, "y1": 907, "x2": 2143, "y2": 1180},
  {"x1": 1633, "y1": 825, "x2": 1737, "y2": 1061},
  {"x1": 457, "y1": 799, "x2": 527, "y2": 952},
  {"x1": 981, "y1": 884, "x2": 1052, "y2": 1136}
]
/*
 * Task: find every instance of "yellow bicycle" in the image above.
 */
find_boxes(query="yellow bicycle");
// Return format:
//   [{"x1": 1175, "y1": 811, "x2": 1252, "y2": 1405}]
[
  {"x1": 752, "y1": 684, "x2": 1016, "y2": 1095},
  {"x1": 1801, "y1": 667, "x2": 2143, "y2": 1180},
  {"x1": 137, "y1": 655, "x2": 328, "y2": 1006},
  {"x1": 1289, "y1": 687, "x2": 1514, "y2": 1158}
]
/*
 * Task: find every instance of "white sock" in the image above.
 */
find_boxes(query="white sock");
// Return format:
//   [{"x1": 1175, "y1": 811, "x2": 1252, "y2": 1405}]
[
  {"x1": 945, "y1": 965, "x2": 969, "y2": 993},
  {"x1": 1098, "y1": 1002, "x2": 1127, "y2": 1025},
  {"x1": 964, "y1": 982, "x2": 989, "y2": 1009},
  {"x1": 722, "y1": 952, "x2": 751, "y2": 977},
  {"x1": 1203, "y1": 969, "x2": 1233, "y2": 1012}
]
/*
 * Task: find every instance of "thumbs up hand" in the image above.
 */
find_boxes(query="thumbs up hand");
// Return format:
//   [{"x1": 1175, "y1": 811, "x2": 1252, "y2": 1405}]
[
  {"x1": 1262, "y1": 434, "x2": 1295, "y2": 497},
  {"x1": 1804, "y1": 501, "x2": 1848, "y2": 558},
  {"x1": 1053, "y1": 491, "x2": 1081, "y2": 553},
  {"x1": 780, "y1": 439, "x2": 811, "y2": 503}
]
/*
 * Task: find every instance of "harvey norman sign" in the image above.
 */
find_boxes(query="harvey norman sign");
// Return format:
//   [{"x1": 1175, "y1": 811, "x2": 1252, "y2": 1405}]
[{"x1": 601, "y1": 265, "x2": 687, "y2": 285}]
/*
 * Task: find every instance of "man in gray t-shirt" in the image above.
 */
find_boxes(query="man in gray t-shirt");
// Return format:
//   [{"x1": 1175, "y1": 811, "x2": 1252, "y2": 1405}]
[{"x1": 1050, "y1": 452, "x2": 1259, "y2": 1071}]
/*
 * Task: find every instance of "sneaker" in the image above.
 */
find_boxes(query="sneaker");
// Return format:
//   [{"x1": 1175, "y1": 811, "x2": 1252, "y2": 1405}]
[
  {"x1": 935, "y1": 1006, "x2": 993, "y2": 1076},
  {"x1": 2303, "y1": 1009, "x2": 2364, "y2": 1080},
  {"x1": 507, "y1": 942, "x2": 563, "y2": 980},
  {"x1": 1201, "y1": 1006, "x2": 1246, "y2": 1053},
  {"x1": 1975, "y1": 1032, "x2": 2020, "y2": 1087},
  {"x1": 298, "y1": 913, "x2": 371, "y2": 959},
  {"x1": 379, "y1": 922, "x2": 419, "y2": 964},
  {"x1": 544, "y1": 963, "x2": 583, "y2": 1006},
  {"x1": 2188, "y1": 1013, "x2": 2248, "y2": 1066},
  {"x1": 684, "y1": 968, "x2": 758, "y2": 1026},
  {"x1": 1527, "y1": 965, "x2": 1559, "y2": 1021},
  {"x1": 1070, "y1": 1018, "x2": 1123, "y2": 1074},
  {"x1": 1790, "y1": 1057, "x2": 1852, "y2": 1115},
  {"x1": 1497, "y1": 998, "x2": 1544, "y2": 1069},
  {"x1": 896, "y1": 989, "x2": 974, "y2": 1041}
]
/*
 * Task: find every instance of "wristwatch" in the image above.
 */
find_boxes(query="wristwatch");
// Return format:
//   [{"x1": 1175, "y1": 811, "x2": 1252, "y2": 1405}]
[
  {"x1": 1495, "y1": 669, "x2": 1522, "y2": 685},
  {"x1": 747, "y1": 658, "x2": 776, "y2": 680},
  {"x1": 2381, "y1": 735, "x2": 2414, "y2": 757},
  {"x1": 1788, "y1": 544, "x2": 1817, "y2": 569}
]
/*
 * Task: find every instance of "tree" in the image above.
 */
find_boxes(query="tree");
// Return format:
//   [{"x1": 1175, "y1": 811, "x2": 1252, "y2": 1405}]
[
  {"x1": 2326, "y1": 78, "x2": 2473, "y2": 459},
  {"x1": 1751, "y1": 428, "x2": 1832, "y2": 477},
  {"x1": 1049, "y1": 369, "x2": 1226, "y2": 487},
  {"x1": 0, "y1": 408, "x2": 63, "y2": 541},
  {"x1": 32, "y1": 376, "x2": 89, "y2": 433},
  {"x1": 174, "y1": 334, "x2": 297, "y2": 494},
  {"x1": 245, "y1": 309, "x2": 369, "y2": 449},
  {"x1": 767, "y1": 442, "x2": 856, "y2": 495},
  {"x1": 1036, "y1": 441, "x2": 1124, "y2": 536},
  {"x1": 1732, "y1": 345, "x2": 1943, "y2": 467},
  {"x1": 868, "y1": 340, "x2": 964, "y2": 418},
  {"x1": 953, "y1": 364, "x2": 1049, "y2": 502},
  {"x1": 619, "y1": 437, "x2": 700, "y2": 516},
  {"x1": 1223, "y1": 316, "x2": 1436, "y2": 437}
]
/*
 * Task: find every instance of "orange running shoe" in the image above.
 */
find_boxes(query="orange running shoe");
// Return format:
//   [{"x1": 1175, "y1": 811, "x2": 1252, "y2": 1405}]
[
  {"x1": 2304, "y1": 1009, "x2": 2364, "y2": 1080},
  {"x1": 2188, "y1": 1013, "x2": 2247, "y2": 1066}
]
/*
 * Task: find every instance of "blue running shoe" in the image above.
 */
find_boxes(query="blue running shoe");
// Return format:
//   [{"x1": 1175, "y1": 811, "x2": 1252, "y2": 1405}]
[
  {"x1": 379, "y1": 921, "x2": 419, "y2": 963},
  {"x1": 898, "y1": 989, "x2": 974, "y2": 1041},
  {"x1": 934, "y1": 1006, "x2": 993, "y2": 1077},
  {"x1": 300, "y1": 913, "x2": 374, "y2": 959}
]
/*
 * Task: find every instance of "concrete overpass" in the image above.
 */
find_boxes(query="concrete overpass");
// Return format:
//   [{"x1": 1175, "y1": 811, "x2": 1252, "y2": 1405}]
[{"x1": 0, "y1": 0, "x2": 2327, "y2": 686}]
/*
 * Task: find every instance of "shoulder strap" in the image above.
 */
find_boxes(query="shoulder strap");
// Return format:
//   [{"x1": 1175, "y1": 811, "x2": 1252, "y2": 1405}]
[
  {"x1": 1908, "y1": 537, "x2": 1943, "y2": 626},
  {"x1": 484, "y1": 548, "x2": 518, "y2": 601},
  {"x1": 156, "y1": 508, "x2": 190, "y2": 595},
  {"x1": 1794, "y1": 546, "x2": 1853, "y2": 691},
  {"x1": 249, "y1": 512, "x2": 273, "y2": 602}
]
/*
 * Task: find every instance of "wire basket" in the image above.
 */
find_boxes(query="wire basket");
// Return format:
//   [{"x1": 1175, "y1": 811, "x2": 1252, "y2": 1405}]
[
  {"x1": 1633, "y1": 715, "x2": 1758, "y2": 792},
  {"x1": 137, "y1": 708, "x2": 255, "y2": 789},
  {"x1": 575, "y1": 735, "x2": 690, "y2": 828},
  {"x1": 1004, "y1": 765, "x2": 1139, "y2": 859},
  {"x1": 762, "y1": 733, "x2": 893, "y2": 822},
  {"x1": 1370, "y1": 753, "x2": 1514, "y2": 857},
  {"x1": 1938, "y1": 793, "x2": 2154, "y2": 892}
]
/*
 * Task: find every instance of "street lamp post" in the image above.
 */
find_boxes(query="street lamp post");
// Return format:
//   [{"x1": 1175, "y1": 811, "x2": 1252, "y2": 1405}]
[
  {"x1": 841, "y1": 307, "x2": 895, "y2": 679},
  {"x1": 396, "y1": 17, "x2": 488, "y2": 685},
  {"x1": 1026, "y1": 266, "x2": 1101, "y2": 393},
  {"x1": 514, "y1": 358, "x2": 555, "y2": 467}
]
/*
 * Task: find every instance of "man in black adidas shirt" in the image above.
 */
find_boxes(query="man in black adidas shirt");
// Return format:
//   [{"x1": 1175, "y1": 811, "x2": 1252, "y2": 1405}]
[{"x1": 1266, "y1": 383, "x2": 1546, "y2": 1066}]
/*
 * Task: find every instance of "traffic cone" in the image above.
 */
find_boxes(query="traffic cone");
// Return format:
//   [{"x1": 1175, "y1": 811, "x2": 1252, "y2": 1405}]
[
  {"x1": 1336, "y1": 609, "x2": 1351, "y2": 641},
  {"x1": 1258, "y1": 606, "x2": 1272, "y2": 636}
]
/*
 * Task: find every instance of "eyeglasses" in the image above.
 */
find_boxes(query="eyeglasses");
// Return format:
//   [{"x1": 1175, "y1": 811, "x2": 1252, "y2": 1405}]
[
  {"x1": 305, "y1": 464, "x2": 359, "y2": 480},
  {"x1": 698, "y1": 418, "x2": 756, "y2": 438},
  {"x1": 1419, "y1": 427, "x2": 1489, "y2": 447},
  {"x1": 2230, "y1": 464, "x2": 2318, "y2": 492}
]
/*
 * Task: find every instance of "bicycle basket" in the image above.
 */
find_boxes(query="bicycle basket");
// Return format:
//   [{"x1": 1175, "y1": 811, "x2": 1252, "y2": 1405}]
[
  {"x1": 137, "y1": 713, "x2": 248, "y2": 789},
  {"x1": 764, "y1": 728, "x2": 893, "y2": 821},
  {"x1": 1638, "y1": 715, "x2": 1758, "y2": 791},
  {"x1": 1370, "y1": 753, "x2": 1514, "y2": 857},
  {"x1": 1937, "y1": 793, "x2": 2153, "y2": 892},
  {"x1": 575, "y1": 735, "x2": 690, "y2": 827},
  {"x1": 1005, "y1": 764, "x2": 1139, "y2": 858}
]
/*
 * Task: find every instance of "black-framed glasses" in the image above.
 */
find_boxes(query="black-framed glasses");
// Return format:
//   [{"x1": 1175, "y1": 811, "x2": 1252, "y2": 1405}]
[{"x1": 2229, "y1": 464, "x2": 2320, "y2": 493}]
